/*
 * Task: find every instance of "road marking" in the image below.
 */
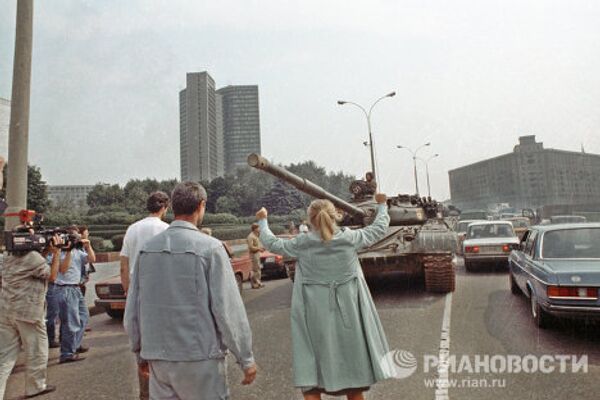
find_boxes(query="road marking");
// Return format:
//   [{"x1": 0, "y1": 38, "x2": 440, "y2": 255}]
[{"x1": 435, "y1": 292, "x2": 452, "y2": 400}]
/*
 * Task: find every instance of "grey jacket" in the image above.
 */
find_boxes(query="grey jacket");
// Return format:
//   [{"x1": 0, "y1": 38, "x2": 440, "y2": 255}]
[
  {"x1": 124, "y1": 220, "x2": 255, "y2": 369},
  {"x1": 0, "y1": 251, "x2": 50, "y2": 323}
]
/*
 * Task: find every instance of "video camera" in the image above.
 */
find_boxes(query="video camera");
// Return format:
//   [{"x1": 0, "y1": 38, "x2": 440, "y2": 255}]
[{"x1": 4, "y1": 210, "x2": 82, "y2": 254}]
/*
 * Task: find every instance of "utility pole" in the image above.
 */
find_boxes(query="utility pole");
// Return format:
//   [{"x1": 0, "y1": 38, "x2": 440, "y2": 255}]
[{"x1": 4, "y1": 0, "x2": 34, "y2": 231}]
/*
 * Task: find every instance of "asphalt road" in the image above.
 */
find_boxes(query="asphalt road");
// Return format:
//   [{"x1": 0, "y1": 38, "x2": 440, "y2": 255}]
[{"x1": 4, "y1": 258, "x2": 599, "y2": 400}]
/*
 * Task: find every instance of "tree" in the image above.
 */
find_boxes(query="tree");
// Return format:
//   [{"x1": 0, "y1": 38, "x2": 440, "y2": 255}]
[
  {"x1": 260, "y1": 181, "x2": 304, "y2": 215},
  {"x1": 215, "y1": 195, "x2": 240, "y2": 214},
  {"x1": 1, "y1": 164, "x2": 49, "y2": 212},
  {"x1": 86, "y1": 183, "x2": 125, "y2": 208}
]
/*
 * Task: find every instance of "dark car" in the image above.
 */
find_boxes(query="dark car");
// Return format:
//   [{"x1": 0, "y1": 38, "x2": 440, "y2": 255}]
[{"x1": 508, "y1": 223, "x2": 600, "y2": 328}]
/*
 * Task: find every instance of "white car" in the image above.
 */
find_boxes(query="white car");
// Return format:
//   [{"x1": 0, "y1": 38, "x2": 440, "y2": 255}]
[{"x1": 463, "y1": 221, "x2": 520, "y2": 272}]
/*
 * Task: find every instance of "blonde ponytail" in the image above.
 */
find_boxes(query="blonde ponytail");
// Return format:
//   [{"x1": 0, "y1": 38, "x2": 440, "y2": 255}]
[{"x1": 308, "y1": 199, "x2": 340, "y2": 242}]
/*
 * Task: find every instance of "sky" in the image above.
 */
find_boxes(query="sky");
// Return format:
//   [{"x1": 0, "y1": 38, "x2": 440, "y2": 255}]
[{"x1": 1, "y1": 0, "x2": 599, "y2": 200}]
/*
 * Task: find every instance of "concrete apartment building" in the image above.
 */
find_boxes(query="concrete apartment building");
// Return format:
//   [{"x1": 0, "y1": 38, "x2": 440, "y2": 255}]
[
  {"x1": 0, "y1": 98, "x2": 10, "y2": 160},
  {"x1": 179, "y1": 72, "x2": 261, "y2": 181},
  {"x1": 216, "y1": 85, "x2": 261, "y2": 175},
  {"x1": 449, "y1": 135, "x2": 600, "y2": 210},
  {"x1": 47, "y1": 185, "x2": 95, "y2": 209}
]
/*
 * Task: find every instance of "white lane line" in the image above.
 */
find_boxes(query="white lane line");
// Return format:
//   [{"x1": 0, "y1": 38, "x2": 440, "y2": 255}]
[{"x1": 435, "y1": 292, "x2": 453, "y2": 400}]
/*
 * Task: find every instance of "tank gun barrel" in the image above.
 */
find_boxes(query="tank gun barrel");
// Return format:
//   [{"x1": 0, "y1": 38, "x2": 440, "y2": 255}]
[{"x1": 247, "y1": 153, "x2": 367, "y2": 218}]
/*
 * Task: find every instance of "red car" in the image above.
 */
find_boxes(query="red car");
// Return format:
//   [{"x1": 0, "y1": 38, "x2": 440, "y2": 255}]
[{"x1": 94, "y1": 247, "x2": 290, "y2": 319}]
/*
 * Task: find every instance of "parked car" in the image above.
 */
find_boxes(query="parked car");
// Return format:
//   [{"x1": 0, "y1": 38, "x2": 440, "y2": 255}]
[
  {"x1": 503, "y1": 216, "x2": 530, "y2": 240},
  {"x1": 462, "y1": 221, "x2": 520, "y2": 271},
  {"x1": 95, "y1": 244, "x2": 254, "y2": 319},
  {"x1": 508, "y1": 223, "x2": 600, "y2": 328},
  {"x1": 549, "y1": 215, "x2": 587, "y2": 224}
]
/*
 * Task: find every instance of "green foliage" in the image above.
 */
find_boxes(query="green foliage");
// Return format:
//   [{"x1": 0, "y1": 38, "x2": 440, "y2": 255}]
[
  {"x1": 215, "y1": 195, "x2": 240, "y2": 214},
  {"x1": 87, "y1": 184, "x2": 125, "y2": 208},
  {"x1": 1, "y1": 164, "x2": 50, "y2": 213},
  {"x1": 111, "y1": 234, "x2": 126, "y2": 252},
  {"x1": 202, "y1": 213, "x2": 239, "y2": 225},
  {"x1": 89, "y1": 236, "x2": 111, "y2": 252},
  {"x1": 260, "y1": 181, "x2": 304, "y2": 215}
]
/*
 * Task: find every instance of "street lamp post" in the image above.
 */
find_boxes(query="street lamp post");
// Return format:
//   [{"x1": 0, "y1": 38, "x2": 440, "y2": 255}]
[
  {"x1": 417, "y1": 154, "x2": 439, "y2": 198},
  {"x1": 337, "y1": 91, "x2": 396, "y2": 182},
  {"x1": 397, "y1": 143, "x2": 431, "y2": 196}
]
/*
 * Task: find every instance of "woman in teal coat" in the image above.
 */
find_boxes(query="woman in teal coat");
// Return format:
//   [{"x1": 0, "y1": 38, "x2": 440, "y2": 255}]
[{"x1": 256, "y1": 193, "x2": 392, "y2": 400}]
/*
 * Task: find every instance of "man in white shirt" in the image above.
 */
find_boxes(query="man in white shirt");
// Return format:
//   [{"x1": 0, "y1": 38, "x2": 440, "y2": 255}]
[
  {"x1": 120, "y1": 191, "x2": 169, "y2": 400},
  {"x1": 120, "y1": 191, "x2": 170, "y2": 294}
]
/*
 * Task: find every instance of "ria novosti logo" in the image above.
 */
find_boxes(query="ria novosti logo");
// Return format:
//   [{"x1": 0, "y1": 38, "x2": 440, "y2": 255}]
[
  {"x1": 380, "y1": 349, "x2": 588, "y2": 380},
  {"x1": 380, "y1": 349, "x2": 418, "y2": 379}
]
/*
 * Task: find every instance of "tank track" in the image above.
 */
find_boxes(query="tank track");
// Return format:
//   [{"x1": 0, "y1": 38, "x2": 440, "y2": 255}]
[{"x1": 422, "y1": 254, "x2": 455, "y2": 293}]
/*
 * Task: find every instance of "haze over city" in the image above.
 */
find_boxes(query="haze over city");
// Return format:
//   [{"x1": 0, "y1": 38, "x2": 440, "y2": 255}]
[{"x1": 1, "y1": 0, "x2": 599, "y2": 199}]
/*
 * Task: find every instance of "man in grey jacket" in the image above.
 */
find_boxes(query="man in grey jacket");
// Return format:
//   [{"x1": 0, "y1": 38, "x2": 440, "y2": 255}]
[{"x1": 124, "y1": 182, "x2": 257, "y2": 400}]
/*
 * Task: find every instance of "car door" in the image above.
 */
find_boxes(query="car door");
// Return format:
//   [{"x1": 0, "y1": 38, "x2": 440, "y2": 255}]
[
  {"x1": 521, "y1": 230, "x2": 539, "y2": 294},
  {"x1": 511, "y1": 229, "x2": 530, "y2": 284}
]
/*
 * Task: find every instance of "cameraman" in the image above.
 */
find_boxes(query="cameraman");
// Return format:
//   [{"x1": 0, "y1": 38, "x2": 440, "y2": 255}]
[
  {"x1": 0, "y1": 232, "x2": 62, "y2": 399},
  {"x1": 55, "y1": 226, "x2": 95, "y2": 363}
]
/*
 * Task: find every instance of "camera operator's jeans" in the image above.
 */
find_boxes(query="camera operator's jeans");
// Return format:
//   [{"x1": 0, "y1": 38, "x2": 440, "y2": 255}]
[
  {"x1": 45, "y1": 283, "x2": 59, "y2": 344},
  {"x1": 0, "y1": 314, "x2": 49, "y2": 398},
  {"x1": 56, "y1": 285, "x2": 87, "y2": 360}
]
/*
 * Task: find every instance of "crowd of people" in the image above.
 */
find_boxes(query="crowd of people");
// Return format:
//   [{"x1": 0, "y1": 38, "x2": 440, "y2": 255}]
[
  {"x1": 0, "y1": 224, "x2": 96, "y2": 397},
  {"x1": 1, "y1": 179, "x2": 393, "y2": 400}
]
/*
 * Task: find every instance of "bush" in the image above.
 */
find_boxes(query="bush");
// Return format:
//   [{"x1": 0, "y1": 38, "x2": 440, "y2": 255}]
[
  {"x1": 202, "y1": 213, "x2": 240, "y2": 225},
  {"x1": 90, "y1": 229, "x2": 127, "y2": 240},
  {"x1": 111, "y1": 234, "x2": 126, "y2": 252},
  {"x1": 89, "y1": 236, "x2": 113, "y2": 252}
]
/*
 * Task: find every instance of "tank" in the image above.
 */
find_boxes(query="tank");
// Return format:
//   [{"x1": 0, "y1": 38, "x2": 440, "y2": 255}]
[{"x1": 248, "y1": 154, "x2": 458, "y2": 293}]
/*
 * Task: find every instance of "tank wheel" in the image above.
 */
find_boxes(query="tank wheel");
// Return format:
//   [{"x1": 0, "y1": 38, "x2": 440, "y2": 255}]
[{"x1": 422, "y1": 254, "x2": 455, "y2": 293}]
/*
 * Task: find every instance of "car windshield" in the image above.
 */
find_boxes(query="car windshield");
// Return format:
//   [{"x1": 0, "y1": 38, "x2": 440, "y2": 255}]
[
  {"x1": 467, "y1": 224, "x2": 514, "y2": 239},
  {"x1": 457, "y1": 222, "x2": 470, "y2": 232},
  {"x1": 542, "y1": 228, "x2": 600, "y2": 259}
]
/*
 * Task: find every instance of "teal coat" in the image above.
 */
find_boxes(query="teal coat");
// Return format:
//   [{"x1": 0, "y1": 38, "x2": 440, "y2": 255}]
[{"x1": 258, "y1": 204, "x2": 392, "y2": 392}]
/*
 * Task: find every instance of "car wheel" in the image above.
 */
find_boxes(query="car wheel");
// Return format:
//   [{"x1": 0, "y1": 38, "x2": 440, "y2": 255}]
[
  {"x1": 529, "y1": 290, "x2": 550, "y2": 329},
  {"x1": 106, "y1": 309, "x2": 124, "y2": 320},
  {"x1": 509, "y1": 273, "x2": 521, "y2": 295},
  {"x1": 235, "y1": 273, "x2": 243, "y2": 293}
]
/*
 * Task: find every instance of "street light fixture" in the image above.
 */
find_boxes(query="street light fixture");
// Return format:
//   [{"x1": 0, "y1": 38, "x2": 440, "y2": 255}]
[
  {"x1": 337, "y1": 91, "x2": 396, "y2": 182},
  {"x1": 396, "y1": 142, "x2": 431, "y2": 196},
  {"x1": 417, "y1": 153, "x2": 439, "y2": 198}
]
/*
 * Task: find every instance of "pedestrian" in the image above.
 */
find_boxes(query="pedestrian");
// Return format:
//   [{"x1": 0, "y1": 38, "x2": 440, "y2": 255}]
[
  {"x1": 55, "y1": 226, "x2": 95, "y2": 363},
  {"x1": 45, "y1": 262, "x2": 60, "y2": 349},
  {"x1": 120, "y1": 191, "x2": 170, "y2": 295},
  {"x1": 247, "y1": 223, "x2": 265, "y2": 289},
  {"x1": 78, "y1": 225, "x2": 96, "y2": 333},
  {"x1": 255, "y1": 193, "x2": 391, "y2": 400},
  {"x1": 365, "y1": 172, "x2": 377, "y2": 194},
  {"x1": 124, "y1": 182, "x2": 257, "y2": 400},
  {"x1": 119, "y1": 191, "x2": 169, "y2": 400},
  {"x1": 77, "y1": 225, "x2": 95, "y2": 298},
  {"x1": 298, "y1": 220, "x2": 309, "y2": 234},
  {"x1": 0, "y1": 231, "x2": 62, "y2": 399}
]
